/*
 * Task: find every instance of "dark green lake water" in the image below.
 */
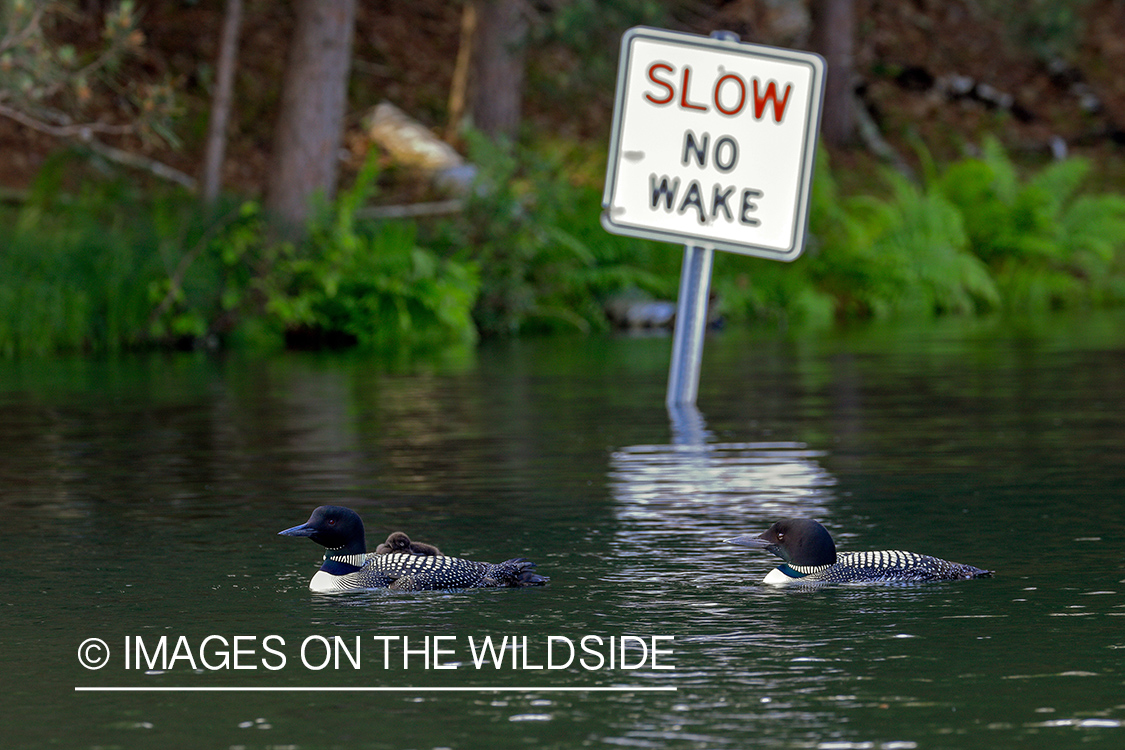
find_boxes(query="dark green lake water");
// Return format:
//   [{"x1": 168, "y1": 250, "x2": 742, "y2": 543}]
[{"x1": 2, "y1": 313, "x2": 1123, "y2": 749}]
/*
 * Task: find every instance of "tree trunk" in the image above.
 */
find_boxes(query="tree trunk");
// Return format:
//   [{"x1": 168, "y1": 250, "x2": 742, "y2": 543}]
[
  {"x1": 265, "y1": 0, "x2": 357, "y2": 228},
  {"x1": 201, "y1": 0, "x2": 243, "y2": 205},
  {"x1": 447, "y1": 0, "x2": 528, "y2": 143},
  {"x1": 810, "y1": 0, "x2": 855, "y2": 147}
]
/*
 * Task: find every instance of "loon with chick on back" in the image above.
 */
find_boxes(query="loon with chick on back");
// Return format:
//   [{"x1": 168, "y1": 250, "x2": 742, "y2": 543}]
[
  {"x1": 279, "y1": 505, "x2": 548, "y2": 593},
  {"x1": 728, "y1": 518, "x2": 992, "y2": 584}
]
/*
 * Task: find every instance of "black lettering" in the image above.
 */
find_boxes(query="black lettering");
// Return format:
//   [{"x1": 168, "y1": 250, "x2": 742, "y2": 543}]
[
  {"x1": 714, "y1": 136, "x2": 738, "y2": 173},
  {"x1": 678, "y1": 180, "x2": 706, "y2": 224},
  {"x1": 711, "y1": 185, "x2": 735, "y2": 221},
  {"x1": 682, "y1": 130, "x2": 708, "y2": 168},
  {"x1": 740, "y1": 188, "x2": 763, "y2": 226},
  {"x1": 649, "y1": 174, "x2": 680, "y2": 211}
]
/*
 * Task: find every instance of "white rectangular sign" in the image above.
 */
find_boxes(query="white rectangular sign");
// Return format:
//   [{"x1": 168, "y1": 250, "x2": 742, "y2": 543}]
[{"x1": 602, "y1": 27, "x2": 825, "y2": 261}]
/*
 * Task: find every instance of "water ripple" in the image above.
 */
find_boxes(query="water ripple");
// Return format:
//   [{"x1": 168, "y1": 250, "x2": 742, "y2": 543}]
[{"x1": 610, "y1": 440, "x2": 837, "y2": 565}]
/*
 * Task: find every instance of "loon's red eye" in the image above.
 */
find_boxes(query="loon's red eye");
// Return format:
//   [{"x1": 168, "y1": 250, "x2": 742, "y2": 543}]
[
  {"x1": 777, "y1": 532, "x2": 784, "y2": 541},
  {"x1": 328, "y1": 519, "x2": 336, "y2": 526}
]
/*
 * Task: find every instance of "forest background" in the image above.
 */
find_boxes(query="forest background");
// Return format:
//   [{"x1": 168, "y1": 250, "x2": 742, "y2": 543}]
[{"x1": 2, "y1": 0, "x2": 1125, "y2": 358}]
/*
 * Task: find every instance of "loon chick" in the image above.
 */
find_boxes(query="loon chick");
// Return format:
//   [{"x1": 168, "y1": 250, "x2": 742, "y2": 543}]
[
  {"x1": 279, "y1": 505, "x2": 548, "y2": 593},
  {"x1": 727, "y1": 518, "x2": 992, "y2": 584},
  {"x1": 374, "y1": 531, "x2": 443, "y2": 557}
]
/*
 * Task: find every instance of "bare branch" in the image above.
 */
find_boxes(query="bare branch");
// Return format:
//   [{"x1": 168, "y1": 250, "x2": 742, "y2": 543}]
[
  {"x1": 355, "y1": 199, "x2": 465, "y2": 220},
  {"x1": 0, "y1": 101, "x2": 133, "y2": 137},
  {"x1": 0, "y1": 1, "x2": 177, "y2": 150},
  {"x1": 0, "y1": 5, "x2": 47, "y2": 55},
  {"x1": 85, "y1": 139, "x2": 197, "y2": 190},
  {"x1": 0, "y1": 101, "x2": 194, "y2": 189}
]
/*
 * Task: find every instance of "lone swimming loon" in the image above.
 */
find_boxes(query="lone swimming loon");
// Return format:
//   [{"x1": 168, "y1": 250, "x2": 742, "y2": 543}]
[
  {"x1": 728, "y1": 518, "x2": 992, "y2": 584},
  {"x1": 279, "y1": 505, "x2": 549, "y2": 593}
]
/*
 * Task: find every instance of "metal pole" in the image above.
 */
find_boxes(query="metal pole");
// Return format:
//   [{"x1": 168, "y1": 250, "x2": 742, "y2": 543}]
[
  {"x1": 665, "y1": 244, "x2": 714, "y2": 407},
  {"x1": 664, "y1": 31, "x2": 737, "y2": 410}
]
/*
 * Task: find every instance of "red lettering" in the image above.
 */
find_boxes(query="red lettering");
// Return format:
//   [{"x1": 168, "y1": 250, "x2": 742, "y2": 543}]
[
  {"x1": 713, "y1": 74, "x2": 746, "y2": 116},
  {"x1": 648, "y1": 65, "x2": 795, "y2": 122},
  {"x1": 752, "y1": 79, "x2": 793, "y2": 123},
  {"x1": 679, "y1": 66, "x2": 708, "y2": 112},
  {"x1": 645, "y1": 63, "x2": 675, "y2": 105}
]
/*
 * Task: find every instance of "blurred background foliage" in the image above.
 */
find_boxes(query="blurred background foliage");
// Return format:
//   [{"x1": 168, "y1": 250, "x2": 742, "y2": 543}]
[
  {"x1": 1, "y1": 0, "x2": 1124, "y2": 357},
  {"x1": 4, "y1": 135, "x2": 1123, "y2": 357}
]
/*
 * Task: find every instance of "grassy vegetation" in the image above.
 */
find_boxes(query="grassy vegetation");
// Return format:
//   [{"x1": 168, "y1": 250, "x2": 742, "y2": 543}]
[
  {"x1": 0, "y1": 150, "x2": 480, "y2": 356},
  {"x1": 2, "y1": 139, "x2": 1125, "y2": 357},
  {"x1": 1, "y1": 155, "x2": 163, "y2": 356}
]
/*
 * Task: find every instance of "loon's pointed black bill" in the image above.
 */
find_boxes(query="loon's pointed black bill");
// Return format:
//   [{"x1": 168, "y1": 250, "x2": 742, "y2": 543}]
[
  {"x1": 726, "y1": 534, "x2": 770, "y2": 549},
  {"x1": 279, "y1": 522, "x2": 316, "y2": 537}
]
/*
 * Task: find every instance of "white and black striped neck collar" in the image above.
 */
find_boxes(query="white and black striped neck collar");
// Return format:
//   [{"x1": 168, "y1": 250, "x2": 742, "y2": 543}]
[
  {"x1": 324, "y1": 552, "x2": 368, "y2": 568},
  {"x1": 784, "y1": 563, "x2": 831, "y2": 577}
]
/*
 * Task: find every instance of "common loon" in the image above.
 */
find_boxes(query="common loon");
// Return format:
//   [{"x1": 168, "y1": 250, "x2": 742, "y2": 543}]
[
  {"x1": 279, "y1": 505, "x2": 548, "y2": 593},
  {"x1": 727, "y1": 518, "x2": 992, "y2": 584},
  {"x1": 374, "y1": 531, "x2": 442, "y2": 557}
]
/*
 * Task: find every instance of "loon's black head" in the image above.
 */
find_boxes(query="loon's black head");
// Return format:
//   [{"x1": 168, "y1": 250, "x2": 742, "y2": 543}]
[
  {"x1": 727, "y1": 518, "x2": 837, "y2": 566},
  {"x1": 279, "y1": 505, "x2": 367, "y2": 556}
]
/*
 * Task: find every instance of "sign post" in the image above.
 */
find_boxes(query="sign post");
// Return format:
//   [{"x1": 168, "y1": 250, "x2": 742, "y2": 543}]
[
  {"x1": 666, "y1": 243, "x2": 713, "y2": 407},
  {"x1": 602, "y1": 27, "x2": 825, "y2": 407}
]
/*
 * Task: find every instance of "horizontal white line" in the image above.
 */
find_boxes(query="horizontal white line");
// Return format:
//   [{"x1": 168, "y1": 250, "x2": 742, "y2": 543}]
[{"x1": 75, "y1": 686, "x2": 676, "y2": 693}]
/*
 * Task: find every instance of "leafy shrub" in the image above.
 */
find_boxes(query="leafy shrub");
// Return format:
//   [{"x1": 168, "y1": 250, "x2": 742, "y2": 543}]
[{"x1": 254, "y1": 154, "x2": 480, "y2": 350}]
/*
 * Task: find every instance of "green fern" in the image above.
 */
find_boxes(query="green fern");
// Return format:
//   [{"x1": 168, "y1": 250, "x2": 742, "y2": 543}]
[{"x1": 936, "y1": 137, "x2": 1125, "y2": 310}]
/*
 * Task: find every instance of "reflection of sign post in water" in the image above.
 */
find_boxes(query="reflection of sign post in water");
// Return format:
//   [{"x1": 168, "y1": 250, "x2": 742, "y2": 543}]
[{"x1": 602, "y1": 27, "x2": 825, "y2": 407}]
